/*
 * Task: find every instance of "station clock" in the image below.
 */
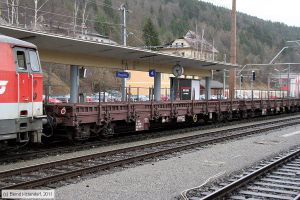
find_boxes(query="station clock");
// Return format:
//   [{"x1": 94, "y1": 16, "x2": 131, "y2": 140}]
[{"x1": 172, "y1": 64, "x2": 184, "y2": 77}]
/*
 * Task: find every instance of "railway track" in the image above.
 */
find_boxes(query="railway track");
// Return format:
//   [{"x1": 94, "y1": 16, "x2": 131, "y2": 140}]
[
  {"x1": 0, "y1": 117, "x2": 300, "y2": 191},
  {"x1": 1, "y1": 113, "x2": 300, "y2": 165},
  {"x1": 192, "y1": 148, "x2": 300, "y2": 200}
]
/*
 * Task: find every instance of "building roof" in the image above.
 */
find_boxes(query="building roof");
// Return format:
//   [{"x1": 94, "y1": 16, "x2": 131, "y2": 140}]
[
  {"x1": 184, "y1": 30, "x2": 219, "y2": 53},
  {"x1": 161, "y1": 30, "x2": 219, "y2": 54},
  {"x1": 0, "y1": 34, "x2": 37, "y2": 49},
  {"x1": 0, "y1": 24, "x2": 239, "y2": 72}
]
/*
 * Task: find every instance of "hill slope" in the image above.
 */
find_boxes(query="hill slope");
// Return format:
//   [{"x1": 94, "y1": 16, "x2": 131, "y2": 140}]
[
  {"x1": 1, "y1": 0, "x2": 299, "y2": 94},
  {"x1": 1, "y1": 0, "x2": 299, "y2": 64}
]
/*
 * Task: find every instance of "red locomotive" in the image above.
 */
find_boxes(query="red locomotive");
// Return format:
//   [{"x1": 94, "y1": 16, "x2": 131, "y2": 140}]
[{"x1": 0, "y1": 35, "x2": 44, "y2": 148}]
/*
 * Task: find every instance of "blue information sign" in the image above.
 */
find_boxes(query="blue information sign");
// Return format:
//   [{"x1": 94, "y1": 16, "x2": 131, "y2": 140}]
[
  {"x1": 149, "y1": 69, "x2": 156, "y2": 77},
  {"x1": 116, "y1": 71, "x2": 130, "y2": 78}
]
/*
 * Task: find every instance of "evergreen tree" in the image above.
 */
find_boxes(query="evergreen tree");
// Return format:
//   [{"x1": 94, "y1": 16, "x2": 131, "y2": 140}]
[
  {"x1": 95, "y1": 15, "x2": 109, "y2": 36},
  {"x1": 104, "y1": 0, "x2": 114, "y2": 18},
  {"x1": 142, "y1": 18, "x2": 160, "y2": 47}
]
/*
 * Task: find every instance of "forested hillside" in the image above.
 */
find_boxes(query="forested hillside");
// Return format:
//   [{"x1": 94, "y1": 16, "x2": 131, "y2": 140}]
[
  {"x1": 1, "y1": 0, "x2": 300, "y2": 64},
  {"x1": 123, "y1": 0, "x2": 300, "y2": 64},
  {"x1": 1, "y1": 0, "x2": 299, "y2": 94}
]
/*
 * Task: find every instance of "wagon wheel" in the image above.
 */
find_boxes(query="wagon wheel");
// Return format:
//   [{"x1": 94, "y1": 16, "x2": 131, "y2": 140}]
[
  {"x1": 41, "y1": 135, "x2": 53, "y2": 145},
  {"x1": 99, "y1": 127, "x2": 114, "y2": 138},
  {"x1": 249, "y1": 110, "x2": 255, "y2": 118},
  {"x1": 241, "y1": 110, "x2": 248, "y2": 119},
  {"x1": 225, "y1": 112, "x2": 233, "y2": 121},
  {"x1": 192, "y1": 114, "x2": 198, "y2": 123},
  {"x1": 218, "y1": 113, "x2": 225, "y2": 123}
]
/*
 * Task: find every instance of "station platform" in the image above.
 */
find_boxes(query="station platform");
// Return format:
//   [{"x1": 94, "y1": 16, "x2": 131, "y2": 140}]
[{"x1": 0, "y1": 24, "x2": 238, "y2": 74}]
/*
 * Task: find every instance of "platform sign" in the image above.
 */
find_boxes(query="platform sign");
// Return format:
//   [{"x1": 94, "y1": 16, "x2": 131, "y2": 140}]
[
  {"x1": 149, "y1": 69, "x2": 156, "y2": 77},
  {"x1": 116, "y1": 71, "x2": 130, "y2": 79}
]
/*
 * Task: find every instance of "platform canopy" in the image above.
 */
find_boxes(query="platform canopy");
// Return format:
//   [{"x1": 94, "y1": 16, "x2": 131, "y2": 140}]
[{"x1": 0, "y1": 25, "x2": 239, "y2": 77}]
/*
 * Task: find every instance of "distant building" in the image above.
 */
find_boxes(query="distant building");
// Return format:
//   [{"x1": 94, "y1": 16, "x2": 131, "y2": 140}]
[
  {"x1": 271, "y1": 73, "x2": 300, "y2": 98},
  {"x1": 160, "y1": 30, "x2": 219, "y2": 61},
  {"x1": 128, "y1": 30, "x2": 219, "y2": 96},
  {"x1": 75, "y1": 32, "x2": 117, "y2": 45},
  {"x1": 199, "y1": 79, "x2": 224, "y2": 96},
  {"x1": 42, "y1": 24, "x2": 117, "y2": 45}
]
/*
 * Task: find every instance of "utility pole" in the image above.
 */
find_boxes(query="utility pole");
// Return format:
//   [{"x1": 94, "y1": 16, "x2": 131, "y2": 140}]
[
  {"x1": 119, "y1": 4, "x2": 129, "y2": 101},
  {"x1": 212, "y1": 39, "x2": 215, "y2": 61},
  {"x1": 223, "y1": 71, "x2": 226, "y2": 97},
  {"x1": 223, "y1": 55, "x2": 227, "y2": 98},
  {"x1": 34, "y1": 0, "x2": 38, "y2": 29},
  {"x1": 120, "y1": 4, "x2": 128, "y2": 46},
  {"x1": 288, "y1": 64, "x2": 291, "y2": 98},
  {"x1": 196, "y1": 24, "x2": 198, "y2": 59},
  {"x1": 200, "y1": 29, "x2": 204, "y2": 59},
  {"x1": 229, "y1": 0, "x2": 237, "y2": 100},
  {"x1": 267, "y1": 75, "x2": 270, "y2": 101}
]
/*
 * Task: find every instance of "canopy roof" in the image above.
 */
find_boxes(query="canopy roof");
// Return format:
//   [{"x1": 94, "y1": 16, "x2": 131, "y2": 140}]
[{"x1": 0, "y1": 25, "x2": 239, "y2": 71}]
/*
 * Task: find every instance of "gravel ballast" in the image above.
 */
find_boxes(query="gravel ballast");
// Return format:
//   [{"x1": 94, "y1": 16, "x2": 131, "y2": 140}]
[
  {"x1": 1, "y1": 115, "x2": 298, "y2": 172},
  {"x1": 54, "y1": 124, "x2": 300, "y2": 200}
]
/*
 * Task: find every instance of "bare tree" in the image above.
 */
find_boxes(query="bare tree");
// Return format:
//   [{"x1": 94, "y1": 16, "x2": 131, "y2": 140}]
[
  {"x1": 6, "y1": 0, "x2": 10, "y2": 24},
  {"x1": 73, "y1": 0, "x2": 89, "y2": 36},
  {"x1": 81, "y1": 0, "x2": 89, "y2": 35},
  {"x1": 73, "y1": 0, "x2": 80, "y2": 35},
  {"x1": 6, "y1": 0, "x2": 19, "y2": 25},
  {"x1": 33, "y1": 0, "x2": 49, "y2": 30},
  {"x1": 15, "y1": 0, "x2": 19, "y2": 25}
]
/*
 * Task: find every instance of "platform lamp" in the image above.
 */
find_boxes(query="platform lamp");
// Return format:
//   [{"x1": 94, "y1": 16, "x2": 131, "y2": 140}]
[
  {"x1": 79, "y1": 67, "x2": 87, "y2": 79},
  {"x1": 239, "y1": 74, "x2": 243, "y2": 98},
  {"x1": 251, "y1": 70, "x2": 255, "y2": 100}
]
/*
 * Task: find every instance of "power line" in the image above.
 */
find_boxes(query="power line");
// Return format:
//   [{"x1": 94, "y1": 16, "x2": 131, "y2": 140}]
[
  {"x1": 1, "y1": 0, "x2": 190, "y2": 45},
  {"x1": 0, "y1": 0, "x2": 122, "y2": 27},
  {"x1": 86, "y1": 0, "x2": 120, "y2": 11}
]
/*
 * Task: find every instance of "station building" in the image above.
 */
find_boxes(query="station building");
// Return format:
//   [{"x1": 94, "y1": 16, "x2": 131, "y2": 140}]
[{"x1": 127, "y1": 30, "x2": 219, "y2": 97}]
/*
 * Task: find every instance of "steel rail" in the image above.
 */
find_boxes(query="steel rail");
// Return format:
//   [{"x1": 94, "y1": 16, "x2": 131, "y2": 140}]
[
  {"x1": 0, "y1": 117, "x2": 298, "y2": 178},
  {"x1": 0, "y1": 119, "x2": 299, "y2": 190},
  {"x1": 201, "y1": 149, "x2": 300, "y2": 200},
  {"x1": 1, "y1": 113, "x2": 300, "y2": 165}
]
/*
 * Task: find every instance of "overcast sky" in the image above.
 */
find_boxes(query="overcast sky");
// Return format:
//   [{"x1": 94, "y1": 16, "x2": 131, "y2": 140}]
[{"x1": 200, "y1": 0, "x2": 300, "y2": 27}]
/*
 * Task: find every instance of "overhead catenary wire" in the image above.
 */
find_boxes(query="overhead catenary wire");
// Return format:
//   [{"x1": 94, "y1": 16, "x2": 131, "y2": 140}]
[
  {"x1": 0, "y1": 0, "x2": 122, "y2": 27},
  {"x1": 0, "y1": 0, "x2": 193, "y2": 46},
  {"x1": 1, "y1": 0, "x2": 158, "y2": 44},
  {"x1": 85, "y1": 0, "x2": 120, "y2": 11}
]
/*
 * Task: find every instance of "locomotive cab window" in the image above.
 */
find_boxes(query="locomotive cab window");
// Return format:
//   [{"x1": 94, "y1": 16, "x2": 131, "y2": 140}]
[
  {"x1": 29, "y1": 50, "x2": 40, "y2": 72},
  {"x1": 16, "y1": 50, "x2": 27, "y2": 70}
]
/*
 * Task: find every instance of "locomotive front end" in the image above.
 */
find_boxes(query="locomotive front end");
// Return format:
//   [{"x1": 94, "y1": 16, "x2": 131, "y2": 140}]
[{"x1": 0, "y1": 35, "x2": 44, "y2": 148}]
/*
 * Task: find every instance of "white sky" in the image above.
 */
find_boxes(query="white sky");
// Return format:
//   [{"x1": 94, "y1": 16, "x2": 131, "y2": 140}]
[{"x1": 200, "y1": 0, "x2": 300, "y2": 27}]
